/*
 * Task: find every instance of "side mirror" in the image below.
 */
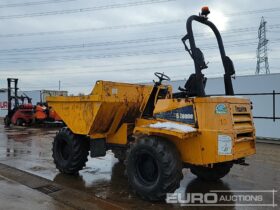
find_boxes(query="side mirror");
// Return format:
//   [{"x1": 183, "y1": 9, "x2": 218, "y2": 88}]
[{"x1": 224, "y1": 56, "x2": 235, "y2": 76}]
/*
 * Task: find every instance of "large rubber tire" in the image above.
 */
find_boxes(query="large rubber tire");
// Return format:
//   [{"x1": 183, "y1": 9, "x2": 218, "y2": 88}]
[
  {"x1": 112, "y1": 149, "x2": 126, "y2": 163},
  {"x1": 126, "y1": 136, "x2": 183, "y2": 201},
  {"x1": 190, "y1": 162, "x2": 233, "y2": 181},
  {"x1": 52, "y1": 127, "x2": 89, "y2": 174},
  {"x1": 4, "y1": 116, "x2": 11, "y2": 127}
]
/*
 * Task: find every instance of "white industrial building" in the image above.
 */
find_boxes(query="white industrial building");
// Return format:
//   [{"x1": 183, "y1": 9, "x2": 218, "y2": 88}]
[
  {"x1": 168, "y1": 73, "x2": 280, "y2": 140},
  {"x1": 0, "y1": 89, "x2": 67, "y2": 117}
]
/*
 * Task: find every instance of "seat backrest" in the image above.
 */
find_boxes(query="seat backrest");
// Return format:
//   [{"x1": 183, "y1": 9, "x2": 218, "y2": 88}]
[{"x1": 183, "y1": 73, "x2": 207, "y2": 97}]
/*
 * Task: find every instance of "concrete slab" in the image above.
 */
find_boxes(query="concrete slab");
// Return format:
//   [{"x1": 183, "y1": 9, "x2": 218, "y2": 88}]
[
  {"x1": 0, "y1": 175, "x2": 75, "y2": 210},
  {"x1": 0, "y1": 163, "x2": 125, "y2": 210}
]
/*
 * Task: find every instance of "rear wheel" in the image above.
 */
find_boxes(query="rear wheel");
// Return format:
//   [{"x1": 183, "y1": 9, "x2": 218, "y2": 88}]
[
  {"x1": 52, "y1": 127, "x2": 89, "y2": 174},
  {"x1": 126, "y1": 136, "x2": 183, "y2": 201},
  {"x1": 112, "y1": 149, "x2": 126, "y2": 163},
  {"x1": 190, "y1": 162, "x2": 233, "y2": 181}
]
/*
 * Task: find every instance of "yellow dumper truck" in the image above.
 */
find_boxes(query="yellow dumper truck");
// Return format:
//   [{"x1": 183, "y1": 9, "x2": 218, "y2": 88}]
[{"x1": 47, "y1": 7, "x2": 256, "y2": 201}]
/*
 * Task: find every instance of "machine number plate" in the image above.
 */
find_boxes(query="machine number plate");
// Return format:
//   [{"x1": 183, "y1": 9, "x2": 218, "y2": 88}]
[
  {"x1": 218, "y1": 135, "x2": 232, "y2": 155},
  {"x1": 154, "y1": 105, "x2": 195, "y2": 124}
]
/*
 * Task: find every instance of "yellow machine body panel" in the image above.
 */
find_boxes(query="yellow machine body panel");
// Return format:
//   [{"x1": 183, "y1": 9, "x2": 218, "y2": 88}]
[
  {"x1": 134, "y1": 96, "x2": 256, "y2": 165},
  {"x1": 47, "y1": 81, "x2": 154, "y2": 135},
  {"x1": 47, "y1": 80, "x2": 256, "y2": 166}
]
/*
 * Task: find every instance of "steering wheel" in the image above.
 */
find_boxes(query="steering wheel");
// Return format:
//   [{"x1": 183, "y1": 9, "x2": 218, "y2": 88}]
[{"x1": 154, "y1": 72, "x2": 171, "y2": 84}]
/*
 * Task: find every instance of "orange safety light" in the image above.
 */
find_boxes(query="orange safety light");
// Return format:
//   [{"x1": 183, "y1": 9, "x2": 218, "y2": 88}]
[{"x1": 201, "y1": 6, "x2": 210, "y2": 16}]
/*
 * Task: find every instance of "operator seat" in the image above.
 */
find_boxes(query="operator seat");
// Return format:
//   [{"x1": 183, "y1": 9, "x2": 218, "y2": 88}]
[{"x1": 183, "y1": 73, "x2": 207, "y2": 97}]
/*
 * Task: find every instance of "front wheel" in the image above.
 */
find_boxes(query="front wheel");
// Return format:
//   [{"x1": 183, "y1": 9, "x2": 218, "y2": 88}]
[
  {"x1": 190, "y1": 162, "x2": 233, "y2": 181},
  {"x1": 4, "y1": 116, "x2": 11, "y2": 127},
  {"x1": 126, "y1": 136, "x2": 183, "y2": 201},
  {"x1": 52, "y1": 127, "x2": 89, "y2": 174}
]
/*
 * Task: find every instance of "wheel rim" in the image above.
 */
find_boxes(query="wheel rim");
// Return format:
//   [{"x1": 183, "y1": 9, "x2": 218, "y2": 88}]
[
  {"x1": 16, "y1": 119, "x2": 22, "y2": 126},
  {"x1": 135, "y1": 152, "x2": 159, "y2": 185}
]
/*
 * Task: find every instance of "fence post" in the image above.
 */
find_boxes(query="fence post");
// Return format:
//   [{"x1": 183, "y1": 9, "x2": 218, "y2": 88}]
[{"x1": 273, "y1": 90, "x2": 275, "y2": 122}]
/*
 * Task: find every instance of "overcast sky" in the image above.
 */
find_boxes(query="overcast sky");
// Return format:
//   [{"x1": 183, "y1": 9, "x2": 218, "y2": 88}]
[{"x1": 0, "y1": 0, "x2": 279, "y2": 94}]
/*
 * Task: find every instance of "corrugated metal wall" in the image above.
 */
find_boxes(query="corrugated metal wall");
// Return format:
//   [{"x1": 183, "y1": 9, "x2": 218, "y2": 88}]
[{"x1": 0, "y1": 90, "x2": 8, "y2": 118}]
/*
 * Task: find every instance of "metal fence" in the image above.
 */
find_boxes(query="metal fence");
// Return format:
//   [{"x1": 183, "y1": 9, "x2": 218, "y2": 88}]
[{"x1": 208, "y1": 91, "x2": 280, "y2": 121}]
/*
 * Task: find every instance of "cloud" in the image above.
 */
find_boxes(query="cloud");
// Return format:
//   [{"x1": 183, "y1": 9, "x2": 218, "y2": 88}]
[{"x1": 0, "y1": 0, "x2": 279, "y2": 94}]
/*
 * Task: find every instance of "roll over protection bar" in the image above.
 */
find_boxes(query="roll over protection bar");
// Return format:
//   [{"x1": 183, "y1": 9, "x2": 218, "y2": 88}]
[{"x1": 182, "y1": 14, "x2": 235, "y2": 96}]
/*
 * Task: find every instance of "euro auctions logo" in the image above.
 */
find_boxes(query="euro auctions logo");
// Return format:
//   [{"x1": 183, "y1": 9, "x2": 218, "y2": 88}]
[
  {"x1": 167, "y1": 192, "x2": 218, "y2": 204},
  {"x1": 166, "y1": 190, "x2": 277, "y2": 207}
]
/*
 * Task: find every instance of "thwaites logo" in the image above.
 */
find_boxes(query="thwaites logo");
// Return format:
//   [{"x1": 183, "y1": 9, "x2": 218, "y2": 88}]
[
  {"x1": 154, "y1": 106, "x2": 195, "y2": 124},
  {"x1": 235, "y1": 106, "x2": 247, "y2": 112}
]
